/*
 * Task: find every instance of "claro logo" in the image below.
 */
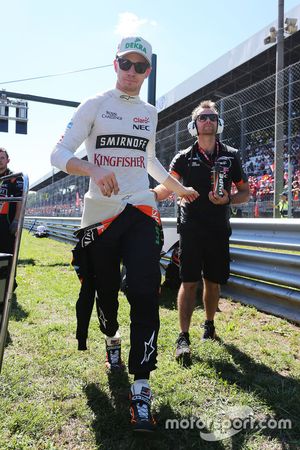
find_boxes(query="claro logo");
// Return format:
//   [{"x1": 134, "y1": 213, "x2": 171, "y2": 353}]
[
  {"x1": 133, "y1": 117, "x2": 150, "y2": 123},
  {"x1": 133, "y1": 116, "x2": 150, "y2": 131}
]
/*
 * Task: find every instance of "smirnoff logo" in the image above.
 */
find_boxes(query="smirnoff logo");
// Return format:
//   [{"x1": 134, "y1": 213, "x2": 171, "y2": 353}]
[{"x1": 96, "y1": 134, "x2": 148, "y2": 151}]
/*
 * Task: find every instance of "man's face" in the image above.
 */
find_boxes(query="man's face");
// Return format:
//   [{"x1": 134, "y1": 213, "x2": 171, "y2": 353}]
[
  {"x1": 114, "y1": 52, "x2": 151, "y2": 96},
  {"x1": 0, "y1": 151, "x2": 9, "y2": 174},
  {"x1": 195, "y1": 108, "x2": 218, "y2": 136}
]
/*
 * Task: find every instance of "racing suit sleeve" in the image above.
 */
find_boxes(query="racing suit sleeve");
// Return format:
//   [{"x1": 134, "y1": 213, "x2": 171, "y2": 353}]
[
  {"x1": 146, "y1": 109, "x2": 169, "y2": 184},
  {"x1": 50, "y1": 97, "x2": 99, "y2": 172},
  {"x1": 147, "y1": 138, "x2": 170, "y2": 183}
]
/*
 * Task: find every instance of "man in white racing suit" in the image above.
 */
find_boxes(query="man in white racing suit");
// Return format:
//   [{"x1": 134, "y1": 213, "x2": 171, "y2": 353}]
[{"x1": 51, "y1": 36, "x2": 198, "y2": 432}]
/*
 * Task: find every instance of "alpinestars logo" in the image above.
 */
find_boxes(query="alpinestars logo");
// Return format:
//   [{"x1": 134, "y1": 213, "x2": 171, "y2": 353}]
[
  {"x1": 81, "y1": 229, "x2": 95, "y2": 248},
  {"x1": 141, "y1": 331, "x2": 155, "y2": 364},
  {"x1": 96, "y1": 134, "x2": 149, "y2": 151},
  {"x1": 97, "y1": 306, "x2": 108, "y2": 329}
]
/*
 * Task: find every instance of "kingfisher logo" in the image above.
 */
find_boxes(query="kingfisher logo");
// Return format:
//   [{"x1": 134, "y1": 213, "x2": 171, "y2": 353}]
[{"x1": 94, "y1": 154, "x2": 145, "y2": 168}]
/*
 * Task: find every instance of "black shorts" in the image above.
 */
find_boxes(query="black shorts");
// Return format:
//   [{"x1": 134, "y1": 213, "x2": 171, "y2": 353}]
[{"x1": 179, "y1": 222, "x2": 231, "y2": 284}]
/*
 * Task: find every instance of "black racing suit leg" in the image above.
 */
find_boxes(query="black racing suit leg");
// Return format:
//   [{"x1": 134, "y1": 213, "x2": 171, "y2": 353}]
[
  {"x1": 121, "y1": 210, "x2": 163, "y2": 375},
  {"x1": 87, "y1": 232, "x2": 121, "y2": 338},
  {"x1": 72, "y1": 244, "x2": 96, "y2": 347},
  {"x1": 75, "y1": 276, "x2": 96, "y2": 348}
]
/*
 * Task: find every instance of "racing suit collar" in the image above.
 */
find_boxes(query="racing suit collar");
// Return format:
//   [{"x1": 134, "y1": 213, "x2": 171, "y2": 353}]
[{"x1": 113, "y1": 88, "x2": 141, "y2": 103}]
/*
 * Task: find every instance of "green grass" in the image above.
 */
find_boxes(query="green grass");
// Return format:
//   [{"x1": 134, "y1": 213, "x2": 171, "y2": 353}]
[{"x1": 0, "y1": 233, "x2": 299, "y2": 450}]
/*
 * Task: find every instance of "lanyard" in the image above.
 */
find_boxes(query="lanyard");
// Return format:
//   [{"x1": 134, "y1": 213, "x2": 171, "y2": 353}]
[
  {"x1": 199, "y1": 141, "x2": 219, "y2": 164},
  {"x1": 194, "y1": 141, "x2": 219, "y2": 169}
]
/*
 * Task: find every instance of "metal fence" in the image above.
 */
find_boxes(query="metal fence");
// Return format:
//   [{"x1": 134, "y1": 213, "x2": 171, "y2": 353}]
[
  {"x1": 23, "y1": 216, "x2": 300, "y2": 324},
  {"x1": 156, "y1": 61, "x2": 300, "y2": 169},
  {"x1": 155, "y1": 61, "x2": 300, "y2": 218}
]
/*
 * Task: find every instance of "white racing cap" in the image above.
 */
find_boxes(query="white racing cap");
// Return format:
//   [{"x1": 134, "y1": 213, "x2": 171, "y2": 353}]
[{"x1": 116, "y1": 36, "x2": 152, "y2": 65}]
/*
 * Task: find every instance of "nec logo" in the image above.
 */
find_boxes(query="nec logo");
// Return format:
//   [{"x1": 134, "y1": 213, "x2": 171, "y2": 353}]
[{"x1": 133, "y1": 124, "x2": 150, "y2": 131}]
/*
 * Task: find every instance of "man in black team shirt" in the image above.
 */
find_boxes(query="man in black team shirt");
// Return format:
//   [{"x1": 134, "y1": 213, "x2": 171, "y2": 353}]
[
  {"x1": 0, "y1": 148, "x2": 23, "y2": 290},
  {"x1": 153, "y1": 100, "x2": 249, "y2": 361}
]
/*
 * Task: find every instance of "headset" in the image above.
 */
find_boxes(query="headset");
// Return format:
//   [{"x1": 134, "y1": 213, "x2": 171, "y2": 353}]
[{"x1": 187, "y1": 116, "x2": 224, "y2": 137}]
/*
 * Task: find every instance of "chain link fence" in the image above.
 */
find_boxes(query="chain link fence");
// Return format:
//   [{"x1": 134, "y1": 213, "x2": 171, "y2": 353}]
[{"x1": 27, "y1": 61, "x2": 300, "y2": 219}]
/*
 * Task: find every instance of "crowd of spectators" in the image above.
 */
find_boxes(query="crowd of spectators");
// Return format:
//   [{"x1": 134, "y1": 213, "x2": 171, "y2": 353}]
[
  {"x1": 26, "y1": 204, "x2": 83, "y2": 217},
  {"x1": 243, "y1": 132, "x2": 300, "y2": 202}
]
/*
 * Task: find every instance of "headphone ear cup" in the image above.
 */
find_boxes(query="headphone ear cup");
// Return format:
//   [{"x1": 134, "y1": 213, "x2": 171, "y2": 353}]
[
  {"x1": 217, "y1": 118, "x2": 224, "y2": 134},
  {"x1": 187, "y1": 120, "x2": 198, "y2": 137}
]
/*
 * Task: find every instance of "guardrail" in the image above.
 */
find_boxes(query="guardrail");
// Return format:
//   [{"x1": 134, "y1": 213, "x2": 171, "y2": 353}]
[
  {"x1": 23, "y1": 216, "x2": 300, "y2": 324},
  {"x1": 25, "y1": 216, "x2": 79, "y2": 245}
]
